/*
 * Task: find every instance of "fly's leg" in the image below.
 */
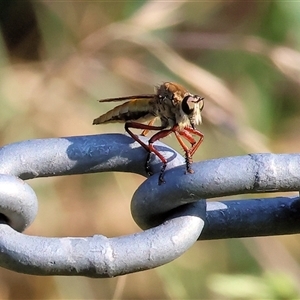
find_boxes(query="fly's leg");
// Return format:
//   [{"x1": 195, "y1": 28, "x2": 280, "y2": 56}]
[
  {"x1": 185, "y1": 127, "x2": 204, "y2": 157},
  {"x1": 141, "y1": 119, "x2": 157, "y2": 174},
  {"x1": 145, "y1": 152, "x2": 153, "y2": 176},
  {"x1": 125, "y1": 122, "x2": 203, "y2": 183},
  {"x1": 148, "y1": 125, "x2": 201, "y2": 183},
  {"x1": 141, "y1": 118, "x2": 156, "y2": 137},
  {"x1": 159, "y1": 164, "x2": 167, "y2": 185},
  {"x1": 148, "y1": 128, "x2": 174, "y2": 184},
  {"x1": 125, "y1": 122, "x2": 165, "y2": 177},
  {"x1": 174, "y1": 127, "x2": 204, "y2": 174},
  {"x1": 174, "y1": 130, "x2": 194, "y2": 173},
  {"x1": 185, "y1": 152, "x2": 194, "y2": 174}
]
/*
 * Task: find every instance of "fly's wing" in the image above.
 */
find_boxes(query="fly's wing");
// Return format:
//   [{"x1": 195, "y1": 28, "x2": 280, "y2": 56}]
[
  {"x1": 93, "y1": 95, "x2": 156, "y2": 125},
  {"x1": 98, "y1": 94, "x2": 154, "y2": 103}
]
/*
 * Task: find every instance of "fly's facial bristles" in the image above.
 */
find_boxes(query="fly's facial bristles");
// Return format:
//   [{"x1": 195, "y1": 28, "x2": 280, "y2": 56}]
[{"x1": 194, "y1": 108, "x2": 202, "y2": 125}]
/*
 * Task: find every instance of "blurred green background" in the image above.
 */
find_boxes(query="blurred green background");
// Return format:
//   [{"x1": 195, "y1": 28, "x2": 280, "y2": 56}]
[{"x1": 1, "y1": 1, "x2": 300, "y2": 299}]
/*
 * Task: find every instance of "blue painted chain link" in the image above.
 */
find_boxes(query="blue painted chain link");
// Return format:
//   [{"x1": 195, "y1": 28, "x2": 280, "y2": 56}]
[{"x1": 0, "y1": 134, "x2": 299, "y2": 277}]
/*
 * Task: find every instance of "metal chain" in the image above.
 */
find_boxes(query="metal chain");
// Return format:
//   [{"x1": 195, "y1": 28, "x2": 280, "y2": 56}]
[{"x1": 0, "y1": 133, "x2": 299, "y2": 277}]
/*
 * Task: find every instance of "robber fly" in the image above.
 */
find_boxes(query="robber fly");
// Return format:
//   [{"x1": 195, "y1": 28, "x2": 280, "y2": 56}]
[{"x1": 93, "y1": 82, "x2": 204, "y2": 185}]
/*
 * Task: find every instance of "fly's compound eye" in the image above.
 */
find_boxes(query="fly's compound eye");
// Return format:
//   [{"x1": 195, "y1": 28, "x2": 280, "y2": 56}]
[{"x1": 182, "y1": 95, "x2": 204, "y2": 115}]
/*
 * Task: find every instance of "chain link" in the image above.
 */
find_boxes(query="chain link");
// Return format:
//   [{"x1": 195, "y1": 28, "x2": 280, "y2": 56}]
[
  {"x1": 0, "y1": 134, "x2": 299, "y2": 277},
  {"x1": 132, "y1": 153, "x2": 300, "y2": 229}
]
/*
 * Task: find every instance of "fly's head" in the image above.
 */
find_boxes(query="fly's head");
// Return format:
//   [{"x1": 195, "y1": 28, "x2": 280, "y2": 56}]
[
  {"x1": 181, "y1": 93, "x2": 204, "y2": 128},
  {"x1": 155, "y1": 82, "x2": 204, "y2": 128}
]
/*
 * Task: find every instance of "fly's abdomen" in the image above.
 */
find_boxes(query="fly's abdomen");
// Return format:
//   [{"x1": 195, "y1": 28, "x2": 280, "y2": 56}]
[{"x1": 93, "y1": 99, "x2": 155, "y2": 124}]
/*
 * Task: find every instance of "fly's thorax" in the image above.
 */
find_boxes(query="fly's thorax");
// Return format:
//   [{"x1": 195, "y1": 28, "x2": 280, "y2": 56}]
[
  {"x1": 154, "y1": 82, "x2": 186, "y2": 123},
  {"x1": 156, "y1": 82, "x2": 187, "y2": 103},
  {"x1": 152, "y1": 93, "x2": 176, "y2": 126}
]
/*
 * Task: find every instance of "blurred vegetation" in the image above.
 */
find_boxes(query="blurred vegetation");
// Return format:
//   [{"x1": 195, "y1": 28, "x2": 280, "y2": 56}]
[{"x1": 0, "y1": 1, "x2": 300, "y2": 299}]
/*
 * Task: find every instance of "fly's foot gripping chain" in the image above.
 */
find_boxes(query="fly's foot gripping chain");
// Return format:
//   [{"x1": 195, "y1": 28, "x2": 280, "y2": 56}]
[
  {"x1": 145, "y1": 151, "x2": 167, "y2": 184},
  {"x1": 145, "y1": 141, "x2": 194, "y2": 184},
  {"x1": 145, "y1": 147, "x2": 167, "y2": 185},
  {"x1": 185, "y1": 153, "x2": 194, "y2": 174},
  {"x1": 145, "y1": 152, "x2": 153, "y2": 176},
  {"x1": 158, "y1": 163, "x2": 167, "y2": 185}
]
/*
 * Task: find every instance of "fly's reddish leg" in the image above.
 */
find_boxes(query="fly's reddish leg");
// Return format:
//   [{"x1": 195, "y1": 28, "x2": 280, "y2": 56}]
[
  {"x1": 125, "y1": 122, "x2": 203, "y2": 184},
  {"x1": 147, "y1": 128, "x2": 175, "y2": 184},
  {"x1": 124, "y1": 122, "x2": 166, "y2": 180},
  {"x1": 141, "y1": 118, "x2": 156, "y2": 136},
  {"x1": 174, "y1": 126, "x2": 204, "y2": 174},
  {"x1": 184, "y1": 126, "x2": 204, "y2": 156}
]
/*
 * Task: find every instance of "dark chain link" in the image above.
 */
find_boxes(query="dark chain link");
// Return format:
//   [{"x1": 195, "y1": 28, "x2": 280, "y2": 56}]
[{"x1": 0, "y1": 134, "x2": 299, "y2": 277}]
